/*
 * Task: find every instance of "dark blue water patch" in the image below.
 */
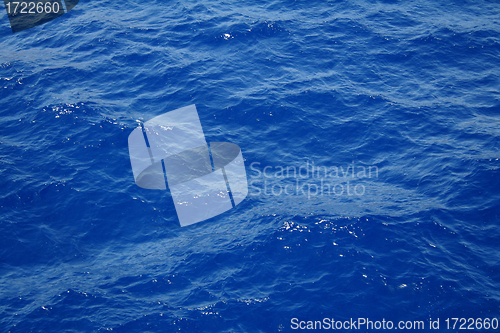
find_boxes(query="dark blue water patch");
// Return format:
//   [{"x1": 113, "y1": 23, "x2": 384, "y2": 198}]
[{"x1": 2, "y1": 0, "x2": 500, "y2": 332}]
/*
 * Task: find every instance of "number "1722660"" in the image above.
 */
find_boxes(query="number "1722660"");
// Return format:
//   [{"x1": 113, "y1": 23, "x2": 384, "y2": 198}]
[{"x1": 5, "y1": 2, "x2": 60, "y2": 15}]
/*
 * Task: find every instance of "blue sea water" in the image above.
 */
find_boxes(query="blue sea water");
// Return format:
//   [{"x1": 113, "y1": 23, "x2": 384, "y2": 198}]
[{"x1": 1, "y1": 0, "x2": 500, "y2": 332}]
